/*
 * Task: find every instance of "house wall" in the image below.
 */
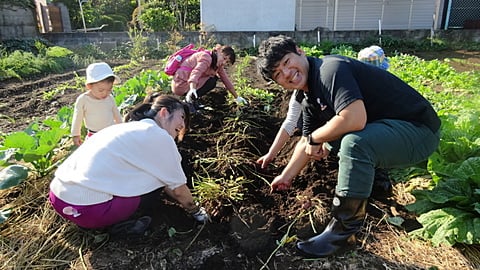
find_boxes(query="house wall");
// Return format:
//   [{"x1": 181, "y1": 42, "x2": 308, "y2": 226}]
[
  {"x1": 200, "y1": 0, "x2": 295, "y2": 31},
  {"x1": 295, "y1": 0, "x2": 442, "y2": 31},
  {"x1": 198, "y1": 0, "x2": 445, "y2": 32}
]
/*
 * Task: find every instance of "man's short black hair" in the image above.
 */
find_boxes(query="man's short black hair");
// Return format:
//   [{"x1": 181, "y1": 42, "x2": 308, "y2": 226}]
[{"x1": 256, "y1": 35, "x2": 299, "y2": 82}]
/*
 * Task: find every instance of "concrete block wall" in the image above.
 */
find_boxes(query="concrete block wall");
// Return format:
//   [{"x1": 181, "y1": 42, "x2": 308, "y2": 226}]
[
  {"x1": 40, "y1": 29, "x2": 480, "y2": 52},
  {"x1": 0, "y1": 4, "x2": 38, "y2": 39}
]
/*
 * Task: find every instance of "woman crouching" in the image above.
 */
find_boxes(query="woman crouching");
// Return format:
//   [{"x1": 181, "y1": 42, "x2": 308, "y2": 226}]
[{"x1": 48, "y1": 94, "x2": 208, "y2": 233}]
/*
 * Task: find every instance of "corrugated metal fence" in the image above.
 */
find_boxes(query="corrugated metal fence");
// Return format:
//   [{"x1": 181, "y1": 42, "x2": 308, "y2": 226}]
[{"x1": 295, "y1": 0, "x2": 438, "y2": 31}]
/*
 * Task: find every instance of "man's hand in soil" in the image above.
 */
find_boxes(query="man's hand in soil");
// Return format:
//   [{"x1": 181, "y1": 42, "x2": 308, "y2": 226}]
[
  {"x1": 256, "y1": 152, "x2": 276, "y2": 169},
  {"x1": 305, "y1": 143, "x2": 330, "y2": 161}
]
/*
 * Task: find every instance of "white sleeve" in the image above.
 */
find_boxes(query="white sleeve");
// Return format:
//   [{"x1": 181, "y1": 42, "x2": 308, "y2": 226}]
[{"x1": 280, "y1": 93, "x2": 302, "y2": 136}]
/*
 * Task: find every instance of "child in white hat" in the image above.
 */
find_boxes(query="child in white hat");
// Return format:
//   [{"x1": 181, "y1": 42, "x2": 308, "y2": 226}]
[{"x1": 71, "y1": 62, "x2": 123, "y2": 146}]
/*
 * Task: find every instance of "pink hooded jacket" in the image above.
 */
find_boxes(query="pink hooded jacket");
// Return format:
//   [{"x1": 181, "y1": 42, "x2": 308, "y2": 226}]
[{"x1": 171, "y1": 51, "x2": 234, "y2": 96}]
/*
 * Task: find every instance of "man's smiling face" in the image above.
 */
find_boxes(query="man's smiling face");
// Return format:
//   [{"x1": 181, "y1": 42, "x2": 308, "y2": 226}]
[{"x1": 271, "y1": 51, "x2": 309, "y2": 91}]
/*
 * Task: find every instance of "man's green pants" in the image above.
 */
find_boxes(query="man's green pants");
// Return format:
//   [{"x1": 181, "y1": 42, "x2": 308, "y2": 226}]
[{"x1": 328, "y1": 119, "x2": 440, "y2": 198}]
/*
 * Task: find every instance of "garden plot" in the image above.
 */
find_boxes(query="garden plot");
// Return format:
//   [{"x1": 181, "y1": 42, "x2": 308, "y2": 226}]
[{"x1": 1, "y1": 51, "x2": 480, "y2": 270}]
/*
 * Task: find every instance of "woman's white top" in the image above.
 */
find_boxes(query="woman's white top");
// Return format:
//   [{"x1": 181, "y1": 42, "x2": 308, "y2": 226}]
[{"x1": 51, "y1": 119, "x2": 186, "y2": 205}]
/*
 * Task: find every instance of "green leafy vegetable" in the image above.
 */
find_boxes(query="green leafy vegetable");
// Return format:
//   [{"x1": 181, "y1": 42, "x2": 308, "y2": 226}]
[
  {"x1": 410, "y1": 208, "x2": 480, "y2": 246},
  {"x1": 0, "y1": 164, "x2": 29, "y2": 189}
]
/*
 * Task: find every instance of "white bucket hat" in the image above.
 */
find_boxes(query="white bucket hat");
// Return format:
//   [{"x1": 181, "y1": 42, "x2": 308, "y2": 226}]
[{"x1": 85, "y1": 62, "x2": 121, "y2": 84}]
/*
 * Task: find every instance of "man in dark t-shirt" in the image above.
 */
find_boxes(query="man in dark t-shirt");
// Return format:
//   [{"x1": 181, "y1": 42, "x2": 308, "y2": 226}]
[{"x1": 257, "y1": 35, "x2": 440, "y2": 258}]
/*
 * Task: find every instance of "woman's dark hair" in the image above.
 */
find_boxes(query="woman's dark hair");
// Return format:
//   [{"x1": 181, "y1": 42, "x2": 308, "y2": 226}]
[
  {"x1": 124, "y1": 94, "x2": 190, "y2": 140},
  {"x1": 142, "y1": 91, "x2": 162, "y2": 103},
  {"x1": 257, "y1": 35, "x2": 298, "y2": 81},
  {"x1": 210, "y1": 50, "x2": 218, "y2": 70},
  {"x1": 210, "y1": 45, "x2": 236, "y2": 70}
]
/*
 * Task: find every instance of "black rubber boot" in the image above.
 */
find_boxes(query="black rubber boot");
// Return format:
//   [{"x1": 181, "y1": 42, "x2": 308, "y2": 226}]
[
  {"x1": 371, "y1": 168, "x2": 393, "y2": 200},
  {"x1": 296, "y1": 195, "x2": 367, "y2": 258}
]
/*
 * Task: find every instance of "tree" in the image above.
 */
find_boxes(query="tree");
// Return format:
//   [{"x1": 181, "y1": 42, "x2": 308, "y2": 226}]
[
  {"x1": 52, "y1": 0, "x2": 135, "y2": 30},
  {"x1": 135, "y1": 0, "x2": 200, "y2": 31},
  {"x1": 139, "y1": 6, "x2": 176, "y2": 31},
  {"x1": 170, "y1": 0, "x2": 200, "y2": 31},
  {"x1": 52, "y1": 0, "x2": 199, "y2": 32}
]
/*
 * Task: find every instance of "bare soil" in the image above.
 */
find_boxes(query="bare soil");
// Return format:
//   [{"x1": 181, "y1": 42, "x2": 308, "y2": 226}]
[{"x1": 1, "y1": 51, "x2": 480, "y2": 270}]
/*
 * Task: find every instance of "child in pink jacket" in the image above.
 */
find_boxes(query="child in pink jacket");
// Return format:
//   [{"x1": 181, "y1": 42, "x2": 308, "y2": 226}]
[{"x1": 171, "y1": 44, "x2": 247, "y2": 105}]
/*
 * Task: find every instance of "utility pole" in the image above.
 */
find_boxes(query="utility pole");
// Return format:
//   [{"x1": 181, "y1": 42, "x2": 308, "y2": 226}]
[{"x1": 78, "y1": 0, "x2": 87, "y2": 32}]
